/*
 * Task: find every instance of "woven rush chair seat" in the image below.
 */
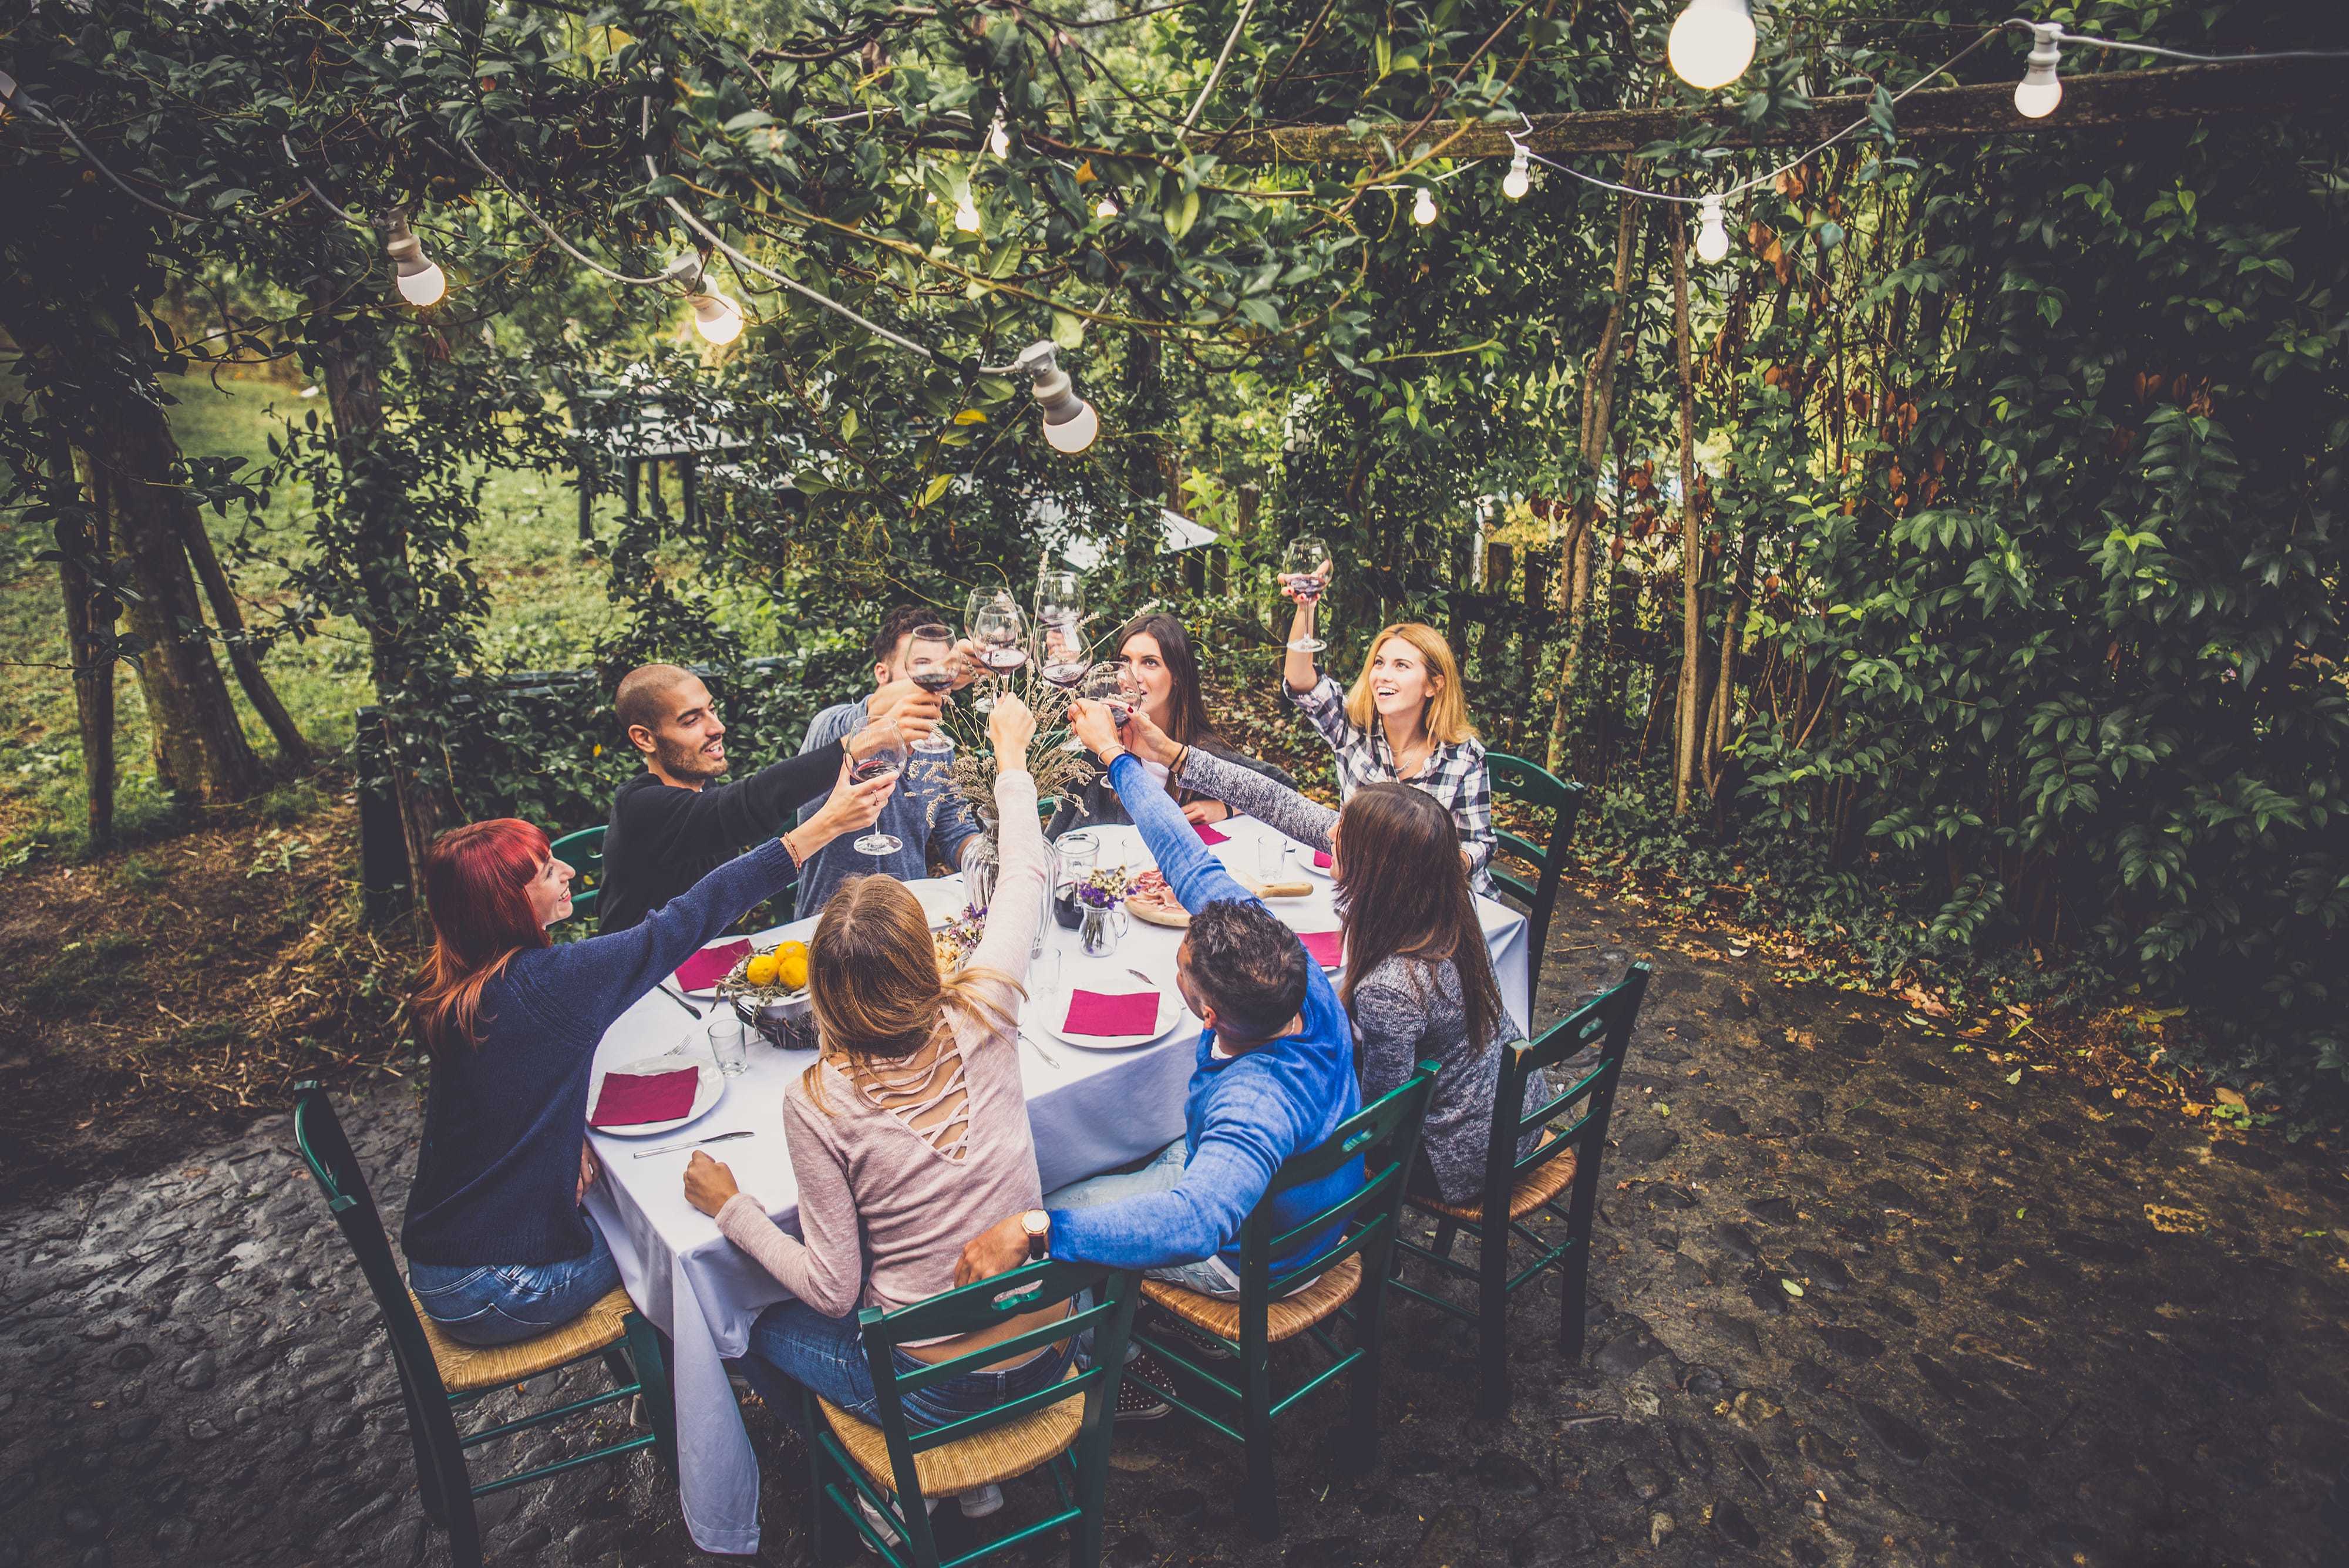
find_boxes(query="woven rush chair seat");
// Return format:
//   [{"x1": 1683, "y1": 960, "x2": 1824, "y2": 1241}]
[
  {"x1": 1140, "y1": 1253, "x2": 1363, "y2": 1345},
  {"x1": 407, "y1": 1286, "x2": 637, "y2": 1395},
  {"x1": 1414, "y1": 1139, "x2": 1578, "y2": 1223},
  {"x1": 818, "y1": 1364, "x2": 1085, "y2": 1498}
]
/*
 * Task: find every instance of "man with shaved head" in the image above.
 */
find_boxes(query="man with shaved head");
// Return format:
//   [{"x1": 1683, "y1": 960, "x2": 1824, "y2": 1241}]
[{"x1": 596, "y1": 662, "x2": 940, "y2": 933}]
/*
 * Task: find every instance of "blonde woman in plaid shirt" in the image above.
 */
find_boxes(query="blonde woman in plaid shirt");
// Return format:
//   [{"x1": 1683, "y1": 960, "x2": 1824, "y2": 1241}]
[{"x1": 1281, "y1": 610, "x2": 1497, "y2": 898}]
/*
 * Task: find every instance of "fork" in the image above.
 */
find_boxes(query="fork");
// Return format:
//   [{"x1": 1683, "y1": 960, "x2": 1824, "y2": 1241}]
[
  {"x1": 1124, "y1": 967, "x2": 1160, "y2": 991},
  {"x1": 1018, "y1": 1029, "x2": 1064, "y2": 1069}
]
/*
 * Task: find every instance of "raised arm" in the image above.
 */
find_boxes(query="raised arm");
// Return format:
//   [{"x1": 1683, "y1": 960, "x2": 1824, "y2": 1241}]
[
  {"x1": 644, "y1": 743, "x2": 847, "y2": 856},
  {"x1": 1177, "y1": 747, "x2": 1337, "y2": 854},
  {"x1": 966, "y1": 698, "x2": 1047, "y2": 985},
  {"x1": 1109, "y1": 753, "x2": 1257, "y2": 915}
]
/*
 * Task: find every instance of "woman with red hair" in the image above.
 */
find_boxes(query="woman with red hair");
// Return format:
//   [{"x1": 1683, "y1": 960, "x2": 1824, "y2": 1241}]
[{"x1": 399, "y1": 761, "x2": 894, "y2": 1347}]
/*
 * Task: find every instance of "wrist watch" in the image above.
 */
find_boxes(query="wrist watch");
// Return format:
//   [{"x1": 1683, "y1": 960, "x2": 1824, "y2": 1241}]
[{"x1": 1021, "y1": 1209, "x2": 1051, "y2": 1261}]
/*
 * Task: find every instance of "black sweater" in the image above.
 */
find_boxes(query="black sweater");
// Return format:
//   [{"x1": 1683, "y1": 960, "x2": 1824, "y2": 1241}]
[{"x1": 597, "y1": 743, "x2": 843, "y2": 933}]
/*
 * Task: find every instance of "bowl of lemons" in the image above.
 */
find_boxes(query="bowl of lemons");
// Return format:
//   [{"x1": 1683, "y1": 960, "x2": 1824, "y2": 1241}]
[{"x1": 721, "y1": 940, "x2": 815, "y2": 1049}]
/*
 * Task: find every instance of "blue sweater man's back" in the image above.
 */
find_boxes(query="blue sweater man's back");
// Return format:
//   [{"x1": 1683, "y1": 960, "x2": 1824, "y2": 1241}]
[{"x1": 1047, "y1": 753, "x2": 1362, "y2": 1277}]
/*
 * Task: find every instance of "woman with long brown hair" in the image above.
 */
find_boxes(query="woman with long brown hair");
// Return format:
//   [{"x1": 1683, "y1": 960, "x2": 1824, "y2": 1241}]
[
  {"x1": 682, "y1": 696, "x2": 1113, "y2": 1520},
  {"x1": 399, "y1": 763, "x2": 894, "y2": 1346},
  {"x1": 1106, "y1": 707, "x2": 1534, "y2": 1204},
  {"x1": 1281, "y1": 613, "x2": 1497, "y2": 897},
  {"x1": 1047, "y1": 611, "x2": 1293, "y2": 837}
]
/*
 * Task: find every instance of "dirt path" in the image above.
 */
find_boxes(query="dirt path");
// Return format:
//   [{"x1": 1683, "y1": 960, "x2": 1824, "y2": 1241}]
[{"x1": 2, "y1": 888, "x2": 2343, "y2": 1568}]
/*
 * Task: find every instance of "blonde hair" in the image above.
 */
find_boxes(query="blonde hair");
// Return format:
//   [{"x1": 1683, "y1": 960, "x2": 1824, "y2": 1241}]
[
  {"x1": 1344, "y1": 623, "x2": 1475, "y2": 744},
  {"x1": 800, "y1": 875, "x2": 1021, "y2": 1111}
]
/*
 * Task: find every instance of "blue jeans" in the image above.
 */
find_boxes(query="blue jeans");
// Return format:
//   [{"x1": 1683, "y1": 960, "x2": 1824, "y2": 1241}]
[
  {"x1": 408, "y1": 1214, "x2": 623, "y2": 1348},
  {"x1": 741, "y1": 1296, "x2": 1081, "y2": 1432},
  {"x1": 1044, "y1": 1140, "x2": 1242, "y2": 1298}
]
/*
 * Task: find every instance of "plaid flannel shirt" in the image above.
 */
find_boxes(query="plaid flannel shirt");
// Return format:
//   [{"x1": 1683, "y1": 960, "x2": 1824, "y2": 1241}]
[{"x1": 1287, "y1": 674, "x2": 1496, "y2": 898}]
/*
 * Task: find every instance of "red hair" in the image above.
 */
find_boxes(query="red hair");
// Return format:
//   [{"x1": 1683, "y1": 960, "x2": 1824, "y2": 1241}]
[{"x1": 412, "y1": 819, "x2": 554, "y2": 1049}]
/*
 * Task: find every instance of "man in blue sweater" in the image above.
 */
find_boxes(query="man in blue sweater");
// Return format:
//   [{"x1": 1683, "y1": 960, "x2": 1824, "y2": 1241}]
[{"x1": 956, "y1": 699, "x2": 1362, "y2": 1298}]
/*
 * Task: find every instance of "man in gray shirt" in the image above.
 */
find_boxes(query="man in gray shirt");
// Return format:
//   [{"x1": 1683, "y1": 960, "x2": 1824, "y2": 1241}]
[{"x1": 794, "y1": 605, "x2": 987, "y2": 917}]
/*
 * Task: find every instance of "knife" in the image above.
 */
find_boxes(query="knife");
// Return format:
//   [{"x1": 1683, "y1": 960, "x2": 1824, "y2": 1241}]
[
  {"x1": 656, "y1": 982, "x2": 704, "y2": 1019},
  {"x1": 631, "y1": 1128, "x2": 754, "y2": 1159}
]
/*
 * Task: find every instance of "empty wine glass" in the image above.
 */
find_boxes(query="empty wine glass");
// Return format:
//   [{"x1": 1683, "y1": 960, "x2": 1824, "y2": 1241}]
[
  {"x1": 1280, "y1": 534, "x2": 1332, "y2": 654},
  {"x1": 1035, "y1": 569, "x2": 1085, "y2": 630},
  {"x1": 850, "y1": 717, "x2": 907, "y2": 860}
]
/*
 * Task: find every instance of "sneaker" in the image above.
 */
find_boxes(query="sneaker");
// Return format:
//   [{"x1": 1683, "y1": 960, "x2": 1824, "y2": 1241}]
[
  {"x1": 854, "y1": 1491, "x2": 937, "y2": 1554},
  {"x1": 957, "y1": 1483, "x2": 1004, "y2": 1519},
  {"x1": 1114, "y1": 1351, "x2": 1173, "y2": 1422},
  {"x1": 1157, "y1": 1321, "x2": 1236, "y2": 1362}
]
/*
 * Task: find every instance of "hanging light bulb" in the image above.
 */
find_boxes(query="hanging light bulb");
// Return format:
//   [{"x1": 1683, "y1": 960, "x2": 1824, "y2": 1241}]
[
  {"x1": 954, "y1": 191, "x2": 982, "y2": 233},
  {"x1": 687, "y1": 284, "x2": 745, "y2": 345},
  {"x1": 1668, "y1": 0, "x2": 1758, "y2": 91},
  {"x1": 1095, "y1": 194, "x2": 1119, "y2": 220},
  {"x1": 1009, "y1": 342, "x2": 1100, "y2": 456},
  {"x1": 1695, "y1": 194, "x2": 1730, "y2": 263},
  {"x1": 2014, "y1": 23, "x2": 2065, "y2": 119},
  {"x1": 383, "y1": 216, "x2": 446, "y2": 307},
  {"x1": 1502, "y1": 143, "x2": 1531, "y2": 201},
  {"x1": 1412, "y1": 186, "x2": 1438, "y2": 226},
  {"x1": 987, "y1": 110, "x2": 1012, "y2": 159}
]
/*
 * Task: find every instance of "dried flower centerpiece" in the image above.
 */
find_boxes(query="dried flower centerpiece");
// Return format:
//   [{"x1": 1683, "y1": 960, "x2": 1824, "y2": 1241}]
[{"x1": 1072, "y1": 867, "x2": 1129, "y2": 908}]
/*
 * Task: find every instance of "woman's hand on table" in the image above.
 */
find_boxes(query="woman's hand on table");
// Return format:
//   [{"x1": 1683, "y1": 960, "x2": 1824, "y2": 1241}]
[
  {"x1": 684, "y1": 1150, "x2": 741, "y2": 1216},
  {"x1": 576, "y1": 1140, "x2": 600, "y2": 1205},
  {"x1": 988, "y1": 692, "x2": 1035, "y2": 769},
  {"x1": 955, "y1": 1213, "x2": 1034, "y2": 1286},
  {"x1": 1182, "y1": 799, "x2": 1230, "y2": 825}
]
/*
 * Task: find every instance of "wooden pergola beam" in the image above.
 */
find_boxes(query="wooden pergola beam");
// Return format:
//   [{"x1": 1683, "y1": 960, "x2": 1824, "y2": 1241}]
[{"x1": 1201, "y1": 61, "x2": 2346, "y2": 166}]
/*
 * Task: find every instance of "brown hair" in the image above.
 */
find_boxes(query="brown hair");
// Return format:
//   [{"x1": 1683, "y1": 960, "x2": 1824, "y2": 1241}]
[
  {"x1": 1115, "y1": 613, "x2": 1226, "y2": 751},
  {"x1": 1333, "y1": 783, "x2": 1506, "y2": 1063},
  {"x1": 1342, "y1": 623, "x2": 1475, "y2": 745},
  {"x1": 802, "y1": 874, "x2": 1021, "y2": 1108}
]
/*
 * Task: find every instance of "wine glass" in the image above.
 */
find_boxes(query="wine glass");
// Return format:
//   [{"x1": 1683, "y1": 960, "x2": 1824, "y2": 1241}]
[
  {"x1": 1280, "y1": 534, "x2": 1332, "y2": 654},
  {"x1": 1081, "y1": 661, "x2": 1140, "y2": 728},
  {"x1": 964, "y1": 588, "x2": 1014, "y2": 711},
  {"x1": 850, "y1": 717, "x2": 906, "y2": 860},
  {"x1": 974, "y1": 602, "x2": 1029, "y2": 685},
  {"x1": 906, "y1": 622, "x2": 957, "y2": 698},
  {"x1": 1039, "y1": 613, "x2": 1089, "y2": 689}
]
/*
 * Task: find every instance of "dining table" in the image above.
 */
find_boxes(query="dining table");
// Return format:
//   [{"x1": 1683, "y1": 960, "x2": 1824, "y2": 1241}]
[{"x1": 583, "y1": 812, "x2": 1533, "y2": 1554}]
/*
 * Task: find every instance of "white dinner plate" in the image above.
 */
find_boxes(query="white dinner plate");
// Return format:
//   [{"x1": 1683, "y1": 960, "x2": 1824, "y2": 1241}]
[
  {"x1": 1035, "y1": 987, "x2": 1185, "y2": 1052},
  {"x1": 588, "y1": 1055, "x2": 724, "y2": 1138},
  {"x1": 1298, "y1": 848, "x2": 1334, "y2": 879}
]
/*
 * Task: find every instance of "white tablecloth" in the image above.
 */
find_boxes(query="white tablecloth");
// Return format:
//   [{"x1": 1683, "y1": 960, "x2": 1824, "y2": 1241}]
[{"x1": 585, "y1": 813, "x2": 1531, "y2": 1553}]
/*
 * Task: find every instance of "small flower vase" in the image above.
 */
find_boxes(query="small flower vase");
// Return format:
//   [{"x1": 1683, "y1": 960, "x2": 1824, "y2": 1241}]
[
  {"x1": 964, "y1": 835, "x2": 998, "y2": 913},
  {"x1": 1079, "y1": 901, "x2": 1119, "y2": 958}
]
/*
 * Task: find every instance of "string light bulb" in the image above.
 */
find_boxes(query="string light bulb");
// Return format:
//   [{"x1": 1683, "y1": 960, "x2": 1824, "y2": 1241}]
[
  {"x1": 2014, "y1": 23, "x2": 2064, "y2": 119},
  {"x1": 688, "y1": 283, "x2": 745, "y2": 345},
  {"x1": 1095, "y1": 194, "x2": 1119, "y2": 219},
  {"x1": 1695, "y1": 194, "x2": 1729, "y2": 263},
  {"x1": 954, "y1": 192, "x2": 982, "y2": 233},
  {"x1": 1502, "y1": 143, "x2": 1531, "y2": 201},
  {"x1": 987, "y1": 110, "x2": 1011, "y2": 159},
  {"x1": 1009, "y1": 342, "x2": 1099, "y2": 455},
  {"x1": 1412, "y1": 186, "x2": 1438, "y2": 226},
  {"x1": 1668, "y1": 0, "x2": 1758, "y2": 91},
  {"x1": 383, "y1": 216, "x2": 446, "y2": 307}
]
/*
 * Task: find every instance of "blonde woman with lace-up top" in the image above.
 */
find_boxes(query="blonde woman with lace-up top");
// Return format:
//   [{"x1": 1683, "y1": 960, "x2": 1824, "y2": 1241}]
[{"x1": 680, "y1": 695, "x2": 1079, "y2": 1488}]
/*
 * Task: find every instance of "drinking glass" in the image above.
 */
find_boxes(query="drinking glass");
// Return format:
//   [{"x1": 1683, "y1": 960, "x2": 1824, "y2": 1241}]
[
  {"x1": 1081, "y1": 661, "x2": 1139, "y2": 728},
  {"x1": 906, "y1": 622, "x2": 957, "y2": 698},
  {"x1": 974, "y1": 603, "x2": 1029, "y2": 684},
  {"x1": 850, "y1": 717, "x2": 906, "y2": 859},
  {"x1": 1256, "y1": 833, "x2": 1288, "y2": 881},
  {"x1": 1035, "y1": 570, "x2": 1085, "y2": 634},
  {"x1": 706, "y1": 1014, "x2": 748, "y2": 1076},
  {"x1": 1280, "y1": 534, "x2": 1332, "y2": 654},
  {"x1": 1054, "y1": 830, "x2": 1099, "y2": 930},
  {"x1": 1038, "y1": 611, "x2": 1089, "y2": 689}
]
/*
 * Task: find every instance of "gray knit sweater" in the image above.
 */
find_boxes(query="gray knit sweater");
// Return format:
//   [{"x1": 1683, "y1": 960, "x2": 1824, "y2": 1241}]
[{"x1": 1174, "y1": 748, "x2": 1536, "y2": 1203}]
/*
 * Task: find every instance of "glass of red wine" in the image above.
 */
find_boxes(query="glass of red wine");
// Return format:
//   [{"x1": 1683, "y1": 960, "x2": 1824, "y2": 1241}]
[
  {"x1": 850, "y1": 717, "x2": 906, "y2": 859},
  {"x1": 1280, "y1": 534, "x2": 1332, "y2": 654},
  {"x1": 1081, "y1": 661, "x2": 1139, "y2": 728},
  {"x1": 907, "y1": 622, "x2": 957, "y2": 696},
  {"x1": 974, "y1": 602, "x2": 1029, "y2": 688},
  {"x1": 1039, "y1": 615, "x2": 1089, "y2": 688}
]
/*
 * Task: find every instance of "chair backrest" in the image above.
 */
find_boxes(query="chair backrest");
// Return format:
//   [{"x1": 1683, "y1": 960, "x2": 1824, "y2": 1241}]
[
  {"x1": 290, "y1": 1084, "x2": 472, "y2": 1505},
  {"x1": 1236, "y1": 1063, "x2": 1440, "y2": 1303},
  {"x1": 854, "y1": 1259, "x2": 1142, "y2": 1510},
  {"x1": 1478, "y1": 963, "x2": 1650, "y2": 1214},
  {"x1": 1483, "y1": 752, "x2": 1587, "y2": 962},
  {"x1": 548, "y1": 826, "x2": 607, "y2": 920}
]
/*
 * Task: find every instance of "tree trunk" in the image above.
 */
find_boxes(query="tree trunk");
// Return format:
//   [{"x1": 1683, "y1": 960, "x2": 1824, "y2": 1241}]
[
  {"x1": 78, "y1": 403, "x2": 269, "y2": 805},
  {"x1": 1704, "y1": 519, "x2": 1761, "y2": 799},
  {"x1": 51, "y1": 432, "x2": 117, "y2": 847},
  {"x1": 1546, "y1": 188, "x2": 1643, "y2": 775},
  {"x1": 309, "y1": 295, "x2": 461, "y2": 891},
  {"x1": 1670, "y1": 209, "x2": 1702, "y2": 816},
  {"x1": 178, "y1": 507, "x2": 312, "y2": 766}
]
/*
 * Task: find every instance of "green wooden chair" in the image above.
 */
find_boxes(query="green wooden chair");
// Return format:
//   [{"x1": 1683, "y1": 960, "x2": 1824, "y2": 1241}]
[
  {"x1": 291, "y1": 1083, "x2": 675, "y2": 1568},
  {"x1": 547, "y1": 825, "x2": 607, "y2": 921},
  {"x1": 1126, "y1": 1064, "x2": 1439, "y2": 1538},
  {"x1": 802, "y1": 1259, "x2": 1143, "y2": 1568},
  {"x1": 1391, "y1": 964, "x2": 1650, "y2": 1418},
  {"x1": 1483, "y1": 752, "x2": 1589, "y2": 969}
]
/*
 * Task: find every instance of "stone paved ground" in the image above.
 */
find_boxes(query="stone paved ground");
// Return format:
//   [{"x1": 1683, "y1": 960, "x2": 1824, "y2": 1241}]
[{"x1": 6, "y1": 888, "x2": 2348, "y2": 1568}]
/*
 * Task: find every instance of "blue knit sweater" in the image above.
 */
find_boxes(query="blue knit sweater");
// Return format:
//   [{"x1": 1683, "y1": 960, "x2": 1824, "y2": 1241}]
[
  {"x1": 1046, "y1": 754, "x2": 1363, "y2": 1277},
  {"x1": 402, "y1": 837, "x2": 800, "y2": 1267}
]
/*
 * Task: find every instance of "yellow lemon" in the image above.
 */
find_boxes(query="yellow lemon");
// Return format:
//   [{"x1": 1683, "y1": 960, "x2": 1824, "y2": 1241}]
[
  {"x1": 773, "y1": 940, "x2": 810, "y2": 993},
  {"x1": 745, "y1": 951, "x2": 780, "y2": 988}
]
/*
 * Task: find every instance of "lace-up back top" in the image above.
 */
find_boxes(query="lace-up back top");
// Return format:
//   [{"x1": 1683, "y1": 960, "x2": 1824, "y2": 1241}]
[{"x1": 714, "y1": 768, "x2": 1051, "y2": 1321}]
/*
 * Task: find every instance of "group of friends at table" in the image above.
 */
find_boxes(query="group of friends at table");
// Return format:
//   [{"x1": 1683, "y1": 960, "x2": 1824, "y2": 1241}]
[{"x1": 395, "y1": 593, "x2": 1530, "y2": 1533}]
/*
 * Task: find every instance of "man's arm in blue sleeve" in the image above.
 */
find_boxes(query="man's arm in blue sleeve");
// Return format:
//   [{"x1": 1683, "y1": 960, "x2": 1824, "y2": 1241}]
[
  {"x1": 1046, "y1": 1119, "x2": 1285, "y2": 1269},
  {"x1": 1108, "y1": 752, "x2": 1257, "y2": 915}
]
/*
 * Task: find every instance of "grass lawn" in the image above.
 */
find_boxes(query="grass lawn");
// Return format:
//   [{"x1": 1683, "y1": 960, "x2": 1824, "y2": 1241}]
[{"x1": 0, "y1": 368, "x2": 647, "y2": 859}]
